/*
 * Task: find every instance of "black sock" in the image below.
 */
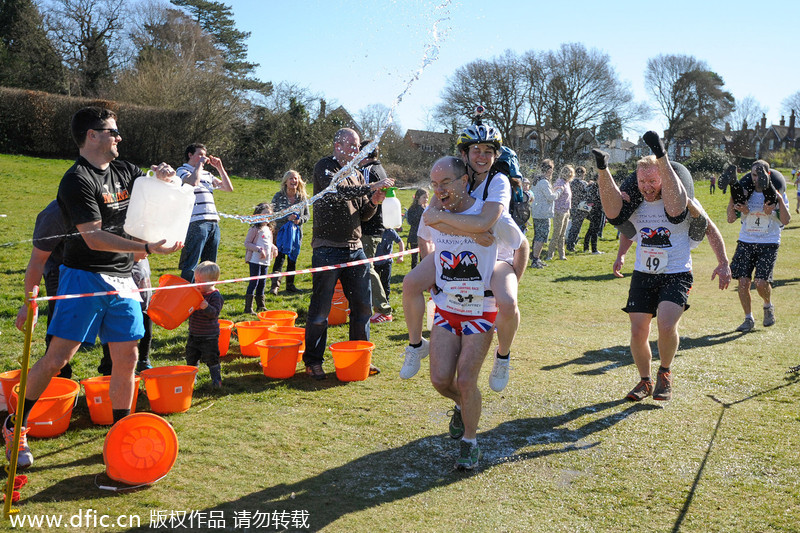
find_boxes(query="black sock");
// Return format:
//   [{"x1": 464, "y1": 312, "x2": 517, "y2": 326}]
[
  {"x1": 641, "y1": 376, "x2": 652, "y2": 382},
  {"x1": 410, "y1": 341, "x2": 422, "y2": 348},
  {"x1": 5, "y1": 403, "x2": 36, "y2": 430},
  {"x1": 658, "y1": 366, "x2": 670, "y2": 374},
  {"x1": 18, "y1": 398, "x2": 38, "y2": 428},
  {"x1": 112, "y1": 409, "x2": 131, "y2": 423},
  {"x1": 497, "y1": 351, "x2": 510, "y2": 359}
]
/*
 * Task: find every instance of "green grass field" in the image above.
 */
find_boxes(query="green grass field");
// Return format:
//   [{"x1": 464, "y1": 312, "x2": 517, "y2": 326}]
[{"x1": 0, "y1": 153, "x2": 798, "y2": 532}]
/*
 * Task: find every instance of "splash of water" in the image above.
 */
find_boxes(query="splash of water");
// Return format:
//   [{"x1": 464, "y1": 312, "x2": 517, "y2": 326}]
[
  {"x1": 220, "y1": 0, "x2": 452, "y2": 226},
  {"x1": 0, "y1": 1, "x2": 453, "y2": 247}
]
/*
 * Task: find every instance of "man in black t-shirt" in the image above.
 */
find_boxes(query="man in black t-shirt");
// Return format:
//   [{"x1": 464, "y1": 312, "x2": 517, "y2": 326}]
[{"x1": 6, "y1": 107, "x2": 182, "y2": 469}]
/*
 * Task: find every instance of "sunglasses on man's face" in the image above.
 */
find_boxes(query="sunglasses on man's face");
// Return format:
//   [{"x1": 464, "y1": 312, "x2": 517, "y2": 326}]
[{"x1": 92, "y1": 128, "x2": 121, "y2": 137}]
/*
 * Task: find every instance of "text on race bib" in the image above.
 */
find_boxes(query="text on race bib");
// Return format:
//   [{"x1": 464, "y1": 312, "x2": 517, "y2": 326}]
[
  {"x1": 641, "y1": 247, "x2": 668, "y2": 274},
  {"x1": 744, "y1": 212, "x2": 771, "y2": 234},
  {"x1": 442, "y1": 281, "x2": 484, "y2": 316}
]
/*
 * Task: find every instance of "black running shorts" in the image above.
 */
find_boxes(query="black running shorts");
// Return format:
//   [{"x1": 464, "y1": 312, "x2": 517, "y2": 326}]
[
  {"x1": 730, "y1": 241, "x2": 779, "y2": 282},
  {"x1": 623, "y1": 270, "x2": 693, "y2": 316}
]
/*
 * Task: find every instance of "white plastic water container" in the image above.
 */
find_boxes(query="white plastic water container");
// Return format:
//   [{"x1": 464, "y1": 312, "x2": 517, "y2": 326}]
[
  {"x1": 381, "y1": 188, "x2": 402, "y2": 229},
  {"x1": 124, "y1": 171, "x2": 195, "y2": 247},
  {"x1": 426, "y1": 297, "x2": 436, "y2": 331}
]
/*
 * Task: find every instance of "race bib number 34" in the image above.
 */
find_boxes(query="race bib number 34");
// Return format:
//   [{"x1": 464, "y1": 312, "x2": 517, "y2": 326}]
[
  {"x1": 641, "y1": 247, "x2": 668, "y2": 274},
  {"x1": 442, "y1": 281, "x2": 484, "y2": 316}
]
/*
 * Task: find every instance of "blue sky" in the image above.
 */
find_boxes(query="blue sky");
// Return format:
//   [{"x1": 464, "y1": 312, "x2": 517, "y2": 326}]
[{"x1": 230, "y1": 0, "x2": 799, "y2": 139}]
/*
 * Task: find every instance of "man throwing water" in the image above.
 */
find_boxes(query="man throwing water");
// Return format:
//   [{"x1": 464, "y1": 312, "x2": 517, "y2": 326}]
[{"x1": 416, "y1": 156, "x2": 525, "y2": 469}]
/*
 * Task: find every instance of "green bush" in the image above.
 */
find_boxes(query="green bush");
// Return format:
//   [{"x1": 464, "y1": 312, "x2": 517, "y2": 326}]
[
  {"x1": 0, "y1": 87, "x2": 192, "y2": 165},
  {"x1": 683, "y1": 146, "x2": 731, "y2": 175},
  {"x1": 765, "y1": 148, "x2": 800, "y2": 169}
]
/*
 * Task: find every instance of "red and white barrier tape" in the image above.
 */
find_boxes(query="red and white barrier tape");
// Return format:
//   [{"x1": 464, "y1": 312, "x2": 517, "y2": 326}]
[{"x1": 30, "y1": 248, "x2": 419, "y2": 302}]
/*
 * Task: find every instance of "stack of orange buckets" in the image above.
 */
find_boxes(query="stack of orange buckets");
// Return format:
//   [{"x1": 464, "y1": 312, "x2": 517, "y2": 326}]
[
  {"x1": 254, "y1": 310, "x2": 303, "y2": 378},
  {"x1": 329, "y1": 280, "x2": 349, "y2": 326}
]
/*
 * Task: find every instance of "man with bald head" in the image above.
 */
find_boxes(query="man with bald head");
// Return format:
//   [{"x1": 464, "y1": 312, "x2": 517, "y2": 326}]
[
  {"x1": 302, "y1": 128, "x2": 393, "y2": 380},
  {"x1": 415, "y1": 156, "x2": 525, "y2": 470}
]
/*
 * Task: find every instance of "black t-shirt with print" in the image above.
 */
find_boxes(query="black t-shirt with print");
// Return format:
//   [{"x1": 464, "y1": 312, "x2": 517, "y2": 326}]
[{"x1": 57, "y1": 156, "x2": 144, "y2": 276}]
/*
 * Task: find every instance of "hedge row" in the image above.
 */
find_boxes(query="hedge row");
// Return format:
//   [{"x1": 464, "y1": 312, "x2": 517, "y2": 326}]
[{"x1": 0, "y1": 87, "x2": 193, "y2": 166}]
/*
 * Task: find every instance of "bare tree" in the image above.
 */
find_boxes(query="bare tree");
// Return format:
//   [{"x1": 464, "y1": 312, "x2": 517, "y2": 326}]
[
  {"x1": 782, "y1": 91, "x2": 800, "y2": 116},
  {"x1": 520, "y1": 49, "x2": 550, "y2": 159},
  {"x1": 543, "y1": 43, "x2": 647, "y2": 161},
  {"x1": 729, "y1": 95, "x2": 766, "y2": 130},
  {"x1": 111, "y1": 3, "x2": 246, "y2": 148},
  {"x1": 434, "y1": 45, "x2": 647, "y2": 163},
  {"x1": 41, "y1": 0, "x2": 126, "y2": 96},
  {"x1": 433, "y1": 50, "x2": 528, "y2": 150},
  {"x1": 263, "y1": 81, "x2": 323, "y2": 115},
  {"x1": 644, "y1": 53, "x2": 708, "y2": 147},
  {"x1": 358, "y1": 103, "x2": 393, "y2": 141},
  {"x1": 518, "y1": 44, "x2": 648, "y2": 162}
]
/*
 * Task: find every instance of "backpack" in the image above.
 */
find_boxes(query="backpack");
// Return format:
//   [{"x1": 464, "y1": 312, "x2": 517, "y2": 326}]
[
  {"x1": 510, "y1": 188, "x2": 531, "y2": 228},
  {"x1": 497, "y1": 146, "x2": 522, "y2": 179}
]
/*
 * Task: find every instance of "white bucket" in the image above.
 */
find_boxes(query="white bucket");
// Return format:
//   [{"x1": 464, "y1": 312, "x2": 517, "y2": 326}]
[
  {"x1": 426, "y1": 298, "x2": 436, "y2": 331},
  {"x1": 381, "y1": 195, "x2": 402, "y2": 229}
]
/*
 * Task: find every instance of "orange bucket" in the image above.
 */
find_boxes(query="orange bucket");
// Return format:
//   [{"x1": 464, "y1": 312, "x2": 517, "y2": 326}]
[
  {"x1": 328, "y1": 297, "x2": 350, "y2": 326},
  {"x1": 81, "y1": 376, "x2": 141, "y2": 425},
  {"x1": 255, "y1": 339, "x2": 301, "y2": 379},
  {"x1": 140, "y1": 366, "x2": 198, "y2": 414},
  {"x1": 218, "y1": 319, "x2": 235, "y2": 357},
  {"x1": 235, "y1": 320, "x2": 276, "y2": 356},
  {"x1": 0, "y1": 369, "x2": 21, "y2": 412},
  {"x1": 257, "y1": 310, "x2": 298, "y2": 327},
  {"x1": 104, "y1": 413, "x2": 178, "y2": 486},
  {"x1": 10, "y1": 377, "x2": 80, "y2": 437},
  {"x1": 268, "y1": 326, "x2": 306, "y2": 361},
  {"x1": 330, "y1": 341, "x2": 374, "y2": 382},
  {"x1": 147, "y1": 274, "x2": 204, "y2": 330}
]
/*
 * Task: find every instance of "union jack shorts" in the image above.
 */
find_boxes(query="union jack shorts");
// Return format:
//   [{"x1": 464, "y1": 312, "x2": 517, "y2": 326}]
[{"x1": 433, "y1": 307, "x2": 498, "y2": 337}]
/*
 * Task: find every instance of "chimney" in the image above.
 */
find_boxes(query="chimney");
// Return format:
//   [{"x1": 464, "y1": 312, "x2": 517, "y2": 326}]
[
  {"x1": 318, "y1": 99, "x2": 327, "y2": 119},
  {"x1": 761, "y1": 113, "x2": 767, "y2": 131},
  {"x1": 789, "y1": 109, "x2": 796, "y2": 140},
  {"x1": 780, "y1": 115, "x2": 785, "y2": 127},
  {"x1": 725, "y1": 122, "x2": 731, "y2": 132}
]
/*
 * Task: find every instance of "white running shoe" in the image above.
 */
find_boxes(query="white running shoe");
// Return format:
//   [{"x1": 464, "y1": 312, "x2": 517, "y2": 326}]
[
  {"x1": 400, "y1": 338, "x2": 429, "y2": 379},
  {"x1": 489, "y1": 352, "x2": 510, "y2": 392},
  {"x1": 3, "y1": 415, "x2": 33, "y2": 469}
]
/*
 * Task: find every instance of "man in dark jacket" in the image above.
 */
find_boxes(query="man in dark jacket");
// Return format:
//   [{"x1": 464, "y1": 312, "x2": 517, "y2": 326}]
[
  {"x1": 302, "y1": 129, "x2": 393, "y2": 380},
  {"x1": 566, "y1": 166, "x2": 589, "y2": 252}
]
